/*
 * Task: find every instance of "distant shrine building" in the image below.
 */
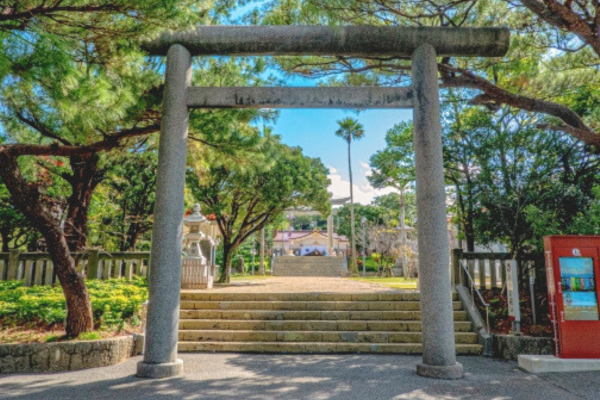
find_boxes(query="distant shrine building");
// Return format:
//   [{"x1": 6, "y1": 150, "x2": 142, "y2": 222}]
[
  {"x1": 273, "y1": 196, "x2": 351, "y2": 257},
  {"x1": 273, "y1": 229, "x2": 349, "y2": 257}
]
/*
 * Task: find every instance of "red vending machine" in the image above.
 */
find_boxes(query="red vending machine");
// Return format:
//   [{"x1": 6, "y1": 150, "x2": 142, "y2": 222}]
[{"x1": 544, "y1": 236, "x2": 600, "y2": 358}]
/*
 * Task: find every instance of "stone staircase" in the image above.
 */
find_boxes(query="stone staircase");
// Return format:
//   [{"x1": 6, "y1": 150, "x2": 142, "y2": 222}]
[
  {"x1": 178, "y1": 292, "x2": 482, "y2": 354},
  {"x1": 272, "y1": 256, "x2": 347, "y2": 276}
]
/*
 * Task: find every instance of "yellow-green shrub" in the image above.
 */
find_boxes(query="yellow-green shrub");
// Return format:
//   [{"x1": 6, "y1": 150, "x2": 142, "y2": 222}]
[{"x1": 0, "y1": 278, "x2": 148, "y2": 329}]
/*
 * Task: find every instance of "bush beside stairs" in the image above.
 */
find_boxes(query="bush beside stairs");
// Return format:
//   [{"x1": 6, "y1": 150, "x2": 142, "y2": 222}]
[{"x1": 178, "y1": 292, "x2": 482, "y2": 354}]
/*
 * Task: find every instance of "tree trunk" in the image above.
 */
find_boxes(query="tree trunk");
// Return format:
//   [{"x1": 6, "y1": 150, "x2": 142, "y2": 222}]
[
  {"x1": 1, "y1": 230, "x2": 9, "y2": 252},
  {"x1": 122, "y1": 221, "x2": 144, "y2": 251},
  {"x1": 219, "y1": 242, "x2": 233, "y2": 283},
  {"x1": 454, "y1": 182, "x2": 475, "y2": 252},
  {"x1": 0, "y1": 152, "x2": 93, "y2": 336},
  {"x1": 348, "y1": 139, "x2": 358, "y2": 275},
  {"x1": 399, "y1": 188, "x2": 410, "y2": 278},
  {"x1": 63, "y1": 154, "x2": 102, "y2": 252},
  {"x1": 259, "y1": 227, "x2": 265, "y2": 275}
]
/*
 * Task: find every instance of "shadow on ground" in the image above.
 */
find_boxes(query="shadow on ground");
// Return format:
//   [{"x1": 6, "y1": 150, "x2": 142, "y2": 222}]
[{"x1": 0, "y1": 354, "x2": 596, "y2": 400}]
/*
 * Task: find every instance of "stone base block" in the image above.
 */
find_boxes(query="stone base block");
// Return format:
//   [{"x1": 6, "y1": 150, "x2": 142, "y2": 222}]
[
  {"x1": 518, "y1": 355, "x2": 600, "y2": 373},
  {"x1": 416, "y1": 362, "x2": 464, "y2": 380},
  {"x1": 136, "y1": 359, "x2": 183, "y2": 379},
  {"x1": 133, "y1": 334, "x2": 145, "y2": 355}
]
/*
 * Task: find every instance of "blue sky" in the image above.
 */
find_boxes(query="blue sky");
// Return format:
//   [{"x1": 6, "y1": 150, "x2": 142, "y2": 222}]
[
  {"x1": 274, "y1": 108, "x2": 412, "y2": 204},
  {"x1": 263, "y1": 72, "x2": 413, "y2": 205}
]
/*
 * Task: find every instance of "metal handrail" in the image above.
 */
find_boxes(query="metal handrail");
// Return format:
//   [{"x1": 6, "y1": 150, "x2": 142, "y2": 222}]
[{"x1": 460, "y1": 259, "x2": 490, "y2": 332}]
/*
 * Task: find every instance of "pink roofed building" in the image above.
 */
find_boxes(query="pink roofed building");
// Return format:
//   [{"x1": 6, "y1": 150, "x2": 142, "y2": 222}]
[{"x1": 273, "y1": 229, "x2": 349, "y2": 257}]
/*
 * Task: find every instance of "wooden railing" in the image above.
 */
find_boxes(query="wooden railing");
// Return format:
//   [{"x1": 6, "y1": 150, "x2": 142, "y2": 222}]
[
  {"x1": 452, "y1": 249, "x2": 513, "y2": 290},
  {"x1": 451, "y1": 249, "x2": 537, "y2": 290},
  {"x1": 0, "y1": 250, "x2": 150, "y2": 286}
]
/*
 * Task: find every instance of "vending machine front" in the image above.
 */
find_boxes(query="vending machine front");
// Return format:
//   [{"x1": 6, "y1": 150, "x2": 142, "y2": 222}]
[{"x1": 544, "y1": 236, "x2": 600, "y2": 358}]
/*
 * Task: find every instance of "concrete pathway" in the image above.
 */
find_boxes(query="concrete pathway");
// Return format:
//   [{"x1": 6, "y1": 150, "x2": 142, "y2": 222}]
[
  {"x1": 189, "y1": 276, "x2": 408, "y2": 293},
  {"x1": 1, "y1": 354, "x2": 597, "y2": 400}
]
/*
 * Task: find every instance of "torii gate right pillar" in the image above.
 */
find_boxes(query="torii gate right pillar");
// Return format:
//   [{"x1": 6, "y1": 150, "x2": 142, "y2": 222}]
[{"x1": 412, "y1": 44, "x2": 463, "y2": 379}]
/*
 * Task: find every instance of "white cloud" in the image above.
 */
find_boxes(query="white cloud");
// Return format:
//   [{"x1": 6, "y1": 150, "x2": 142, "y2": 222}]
[{"x1": 327, "y1": 162, "x2": 395, "y2": 205}]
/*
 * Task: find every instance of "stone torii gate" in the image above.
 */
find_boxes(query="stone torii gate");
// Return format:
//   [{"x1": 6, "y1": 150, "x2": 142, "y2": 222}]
[{"x1": 138, "y1": 26, "x2": 509, "y2": 380}]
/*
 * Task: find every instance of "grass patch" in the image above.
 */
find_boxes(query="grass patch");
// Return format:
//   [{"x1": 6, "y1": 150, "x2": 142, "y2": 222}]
[
  {"x1": 348, "y1": 276, "x2": 418, "y2": 289},
  {"x1": 77, "y1": 332, "x2": 102, "y2": 341},
  {"x1": 45, "y1": 334, "x2": 59, "y2": 343}
]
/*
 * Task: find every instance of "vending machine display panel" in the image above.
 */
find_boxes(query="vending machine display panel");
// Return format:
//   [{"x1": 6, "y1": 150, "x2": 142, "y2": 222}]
[{"x1": 558, "y1": 257, "x2": 599, "y2": 321}]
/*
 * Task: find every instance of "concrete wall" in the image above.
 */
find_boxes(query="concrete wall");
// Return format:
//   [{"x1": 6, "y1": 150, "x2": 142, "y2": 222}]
[{"x1": 493, "y1": 334, "x2": 555, "y2": 361}]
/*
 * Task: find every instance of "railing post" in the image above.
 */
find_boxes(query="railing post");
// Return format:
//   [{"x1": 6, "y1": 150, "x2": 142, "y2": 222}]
[
  {"x1": 478, "y1": 259, "x2": 486, "y2": 290},
  {"x1": 34, "y1": 260, "x2": 44, "y2": 285},
  {"x1": 490, "y1": 259, "x2": 498, "y2": 289},
  {"x1": 44, "y1": 260, "x2": 54, "y2": 285},
  {"x1": 23, "y1": 259, "x2": 35, "y2": 287},
  {"x1": 450, "y1": 249, "x2": 463, "y2": 288},
  {"x1": 87, "y1": 249, "x2": 100, "y2": 280},
  {"x1": 7, "y1": 249, "x2": 21, "y2": 281}
]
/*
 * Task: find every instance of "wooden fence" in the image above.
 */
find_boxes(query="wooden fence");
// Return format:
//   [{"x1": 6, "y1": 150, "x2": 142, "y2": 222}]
[
  {"x1": 0, "y1": 250, "x2": 150, "y2": 286},
  {"x1": 451, "y1": 249, "x2": 536, "y2": 290}
]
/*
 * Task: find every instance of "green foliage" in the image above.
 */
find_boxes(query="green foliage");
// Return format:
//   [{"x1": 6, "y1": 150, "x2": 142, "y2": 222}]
[
  {"x1": 90, "y1": 150, "x2": 158, "y2": 251},
  {"x1": 188, "y1": 135, "x2": 331, "y2": 281},
  {"x1": 372, "y1": 192, "x2": 416, "y2": 228},
  {"x1": 356, "y1": 256, "x2": 379, "y2": 272},
  {"x1": 335, "y1": 203, "x2": 387, "y2": 240},
  {"x1": 0, "y1": 180, "x2": 38, "y2": 251},
  {"x1": 452, "y1": 105, "x2": 600, "y2": 256},
  {"x1": 369, "y1": 121, "x2": 414, "y2": 191},
  {"x1": 335, "y1": 117, "x2": 364, "y2": 143},
  {"x1": 0, "y1": 278, "x2": 148, "y2": 329}
]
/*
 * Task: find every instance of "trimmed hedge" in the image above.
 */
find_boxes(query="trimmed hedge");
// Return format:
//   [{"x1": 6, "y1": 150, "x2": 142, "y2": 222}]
[{"x1": 0, "y1": 278, "x2": 148, "y2": 329}]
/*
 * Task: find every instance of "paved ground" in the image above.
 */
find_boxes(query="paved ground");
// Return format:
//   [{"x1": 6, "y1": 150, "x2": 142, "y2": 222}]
[
  {"x1": 1, "y1": 354, "x2": 597, "y2": 400},
  {"x1": 187, "y1": 276, "x2": 409, "y2": 293}
]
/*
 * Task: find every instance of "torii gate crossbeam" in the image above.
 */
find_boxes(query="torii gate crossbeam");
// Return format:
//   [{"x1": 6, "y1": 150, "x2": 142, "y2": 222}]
[{"x1": 137, "y1": 25, "x2": 509, "y2": 381}]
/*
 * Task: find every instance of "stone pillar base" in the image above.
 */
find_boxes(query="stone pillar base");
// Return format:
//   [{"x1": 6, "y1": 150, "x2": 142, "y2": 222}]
[
  {"x1": 136, "y1": 359, "x2": 183, "y2": 379},
  {"x1": 416, "y1": 362, "x2": 464, "y2": 380}
]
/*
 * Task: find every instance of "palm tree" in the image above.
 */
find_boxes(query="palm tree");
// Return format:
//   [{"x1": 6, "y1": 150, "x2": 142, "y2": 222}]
[{"x1": 335, "y1": 117, "x2": 365, "y2": 276}]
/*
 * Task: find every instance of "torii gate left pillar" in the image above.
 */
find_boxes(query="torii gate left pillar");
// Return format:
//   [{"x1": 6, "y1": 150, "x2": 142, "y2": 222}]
[{"x1": 138, "y1": 26, "x2": 509, "y2": 380}]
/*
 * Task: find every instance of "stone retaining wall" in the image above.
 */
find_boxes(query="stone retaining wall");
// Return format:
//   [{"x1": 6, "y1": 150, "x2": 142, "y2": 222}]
[
  {"x1": 0, "y1": 335, "x2": 136, "y2": 374},
  {"x1": 493, "y1": 334, "x2": 555, "y2": 361},
  {"x1": 273, "y1": 257, "x2": 347, "y2": 277}
]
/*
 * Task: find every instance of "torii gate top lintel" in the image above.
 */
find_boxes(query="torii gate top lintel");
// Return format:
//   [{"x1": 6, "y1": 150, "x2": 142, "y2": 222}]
[
  {"x1": 141, "y1": 26, "x2": 509, "y2": 110},
  {"x1": 142, "y1": 25, "x2": 509, "y2": 58}
]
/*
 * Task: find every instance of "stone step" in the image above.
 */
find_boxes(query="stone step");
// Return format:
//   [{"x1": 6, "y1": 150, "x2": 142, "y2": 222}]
[
  {"x1": 179, "y1": 319, "x2": 475, "y2": 332},
  {"x1": 275, "y1": 256, "x2": 344, "y2": 262},
  {"x1": 275, "y1": 260, "x2": 346, "y2": 265},
  {"x1": 272, "y1": 265, "x2": 347, "y2": 277},
  {"x1": 180, "y1": 292, "x2": 457, "y2": 302},
  {"x1": 179, "y1": 300, "x2": 463, "y2": 312},
  {"x1": 180, "y1": 309, "x2": 469, "y2": 321},
  {"x1": 178, "y1": 330, "x2": 479, "y2": 344},
  {"x1": 178, "y1": 341, "x2": 482, "y2": 355}
]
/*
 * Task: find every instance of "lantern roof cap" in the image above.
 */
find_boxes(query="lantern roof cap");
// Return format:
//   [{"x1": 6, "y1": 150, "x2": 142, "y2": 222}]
[{"x1": 184, "y1": 204, "x2": 207, "y2": 225}]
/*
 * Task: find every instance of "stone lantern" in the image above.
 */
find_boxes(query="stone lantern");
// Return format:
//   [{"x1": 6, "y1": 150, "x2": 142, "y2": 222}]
[{"x1": 181, "y1": 204, "x2": 213, "y2": 289}]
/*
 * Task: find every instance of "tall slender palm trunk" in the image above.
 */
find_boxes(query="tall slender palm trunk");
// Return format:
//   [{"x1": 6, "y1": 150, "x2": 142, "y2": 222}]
[
  {"x1": 399, "y1": 188, "x2": 410, "y2": 278},
  {"x1": 348, "y1": 139, "x2": 358, "y2": 275}
]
